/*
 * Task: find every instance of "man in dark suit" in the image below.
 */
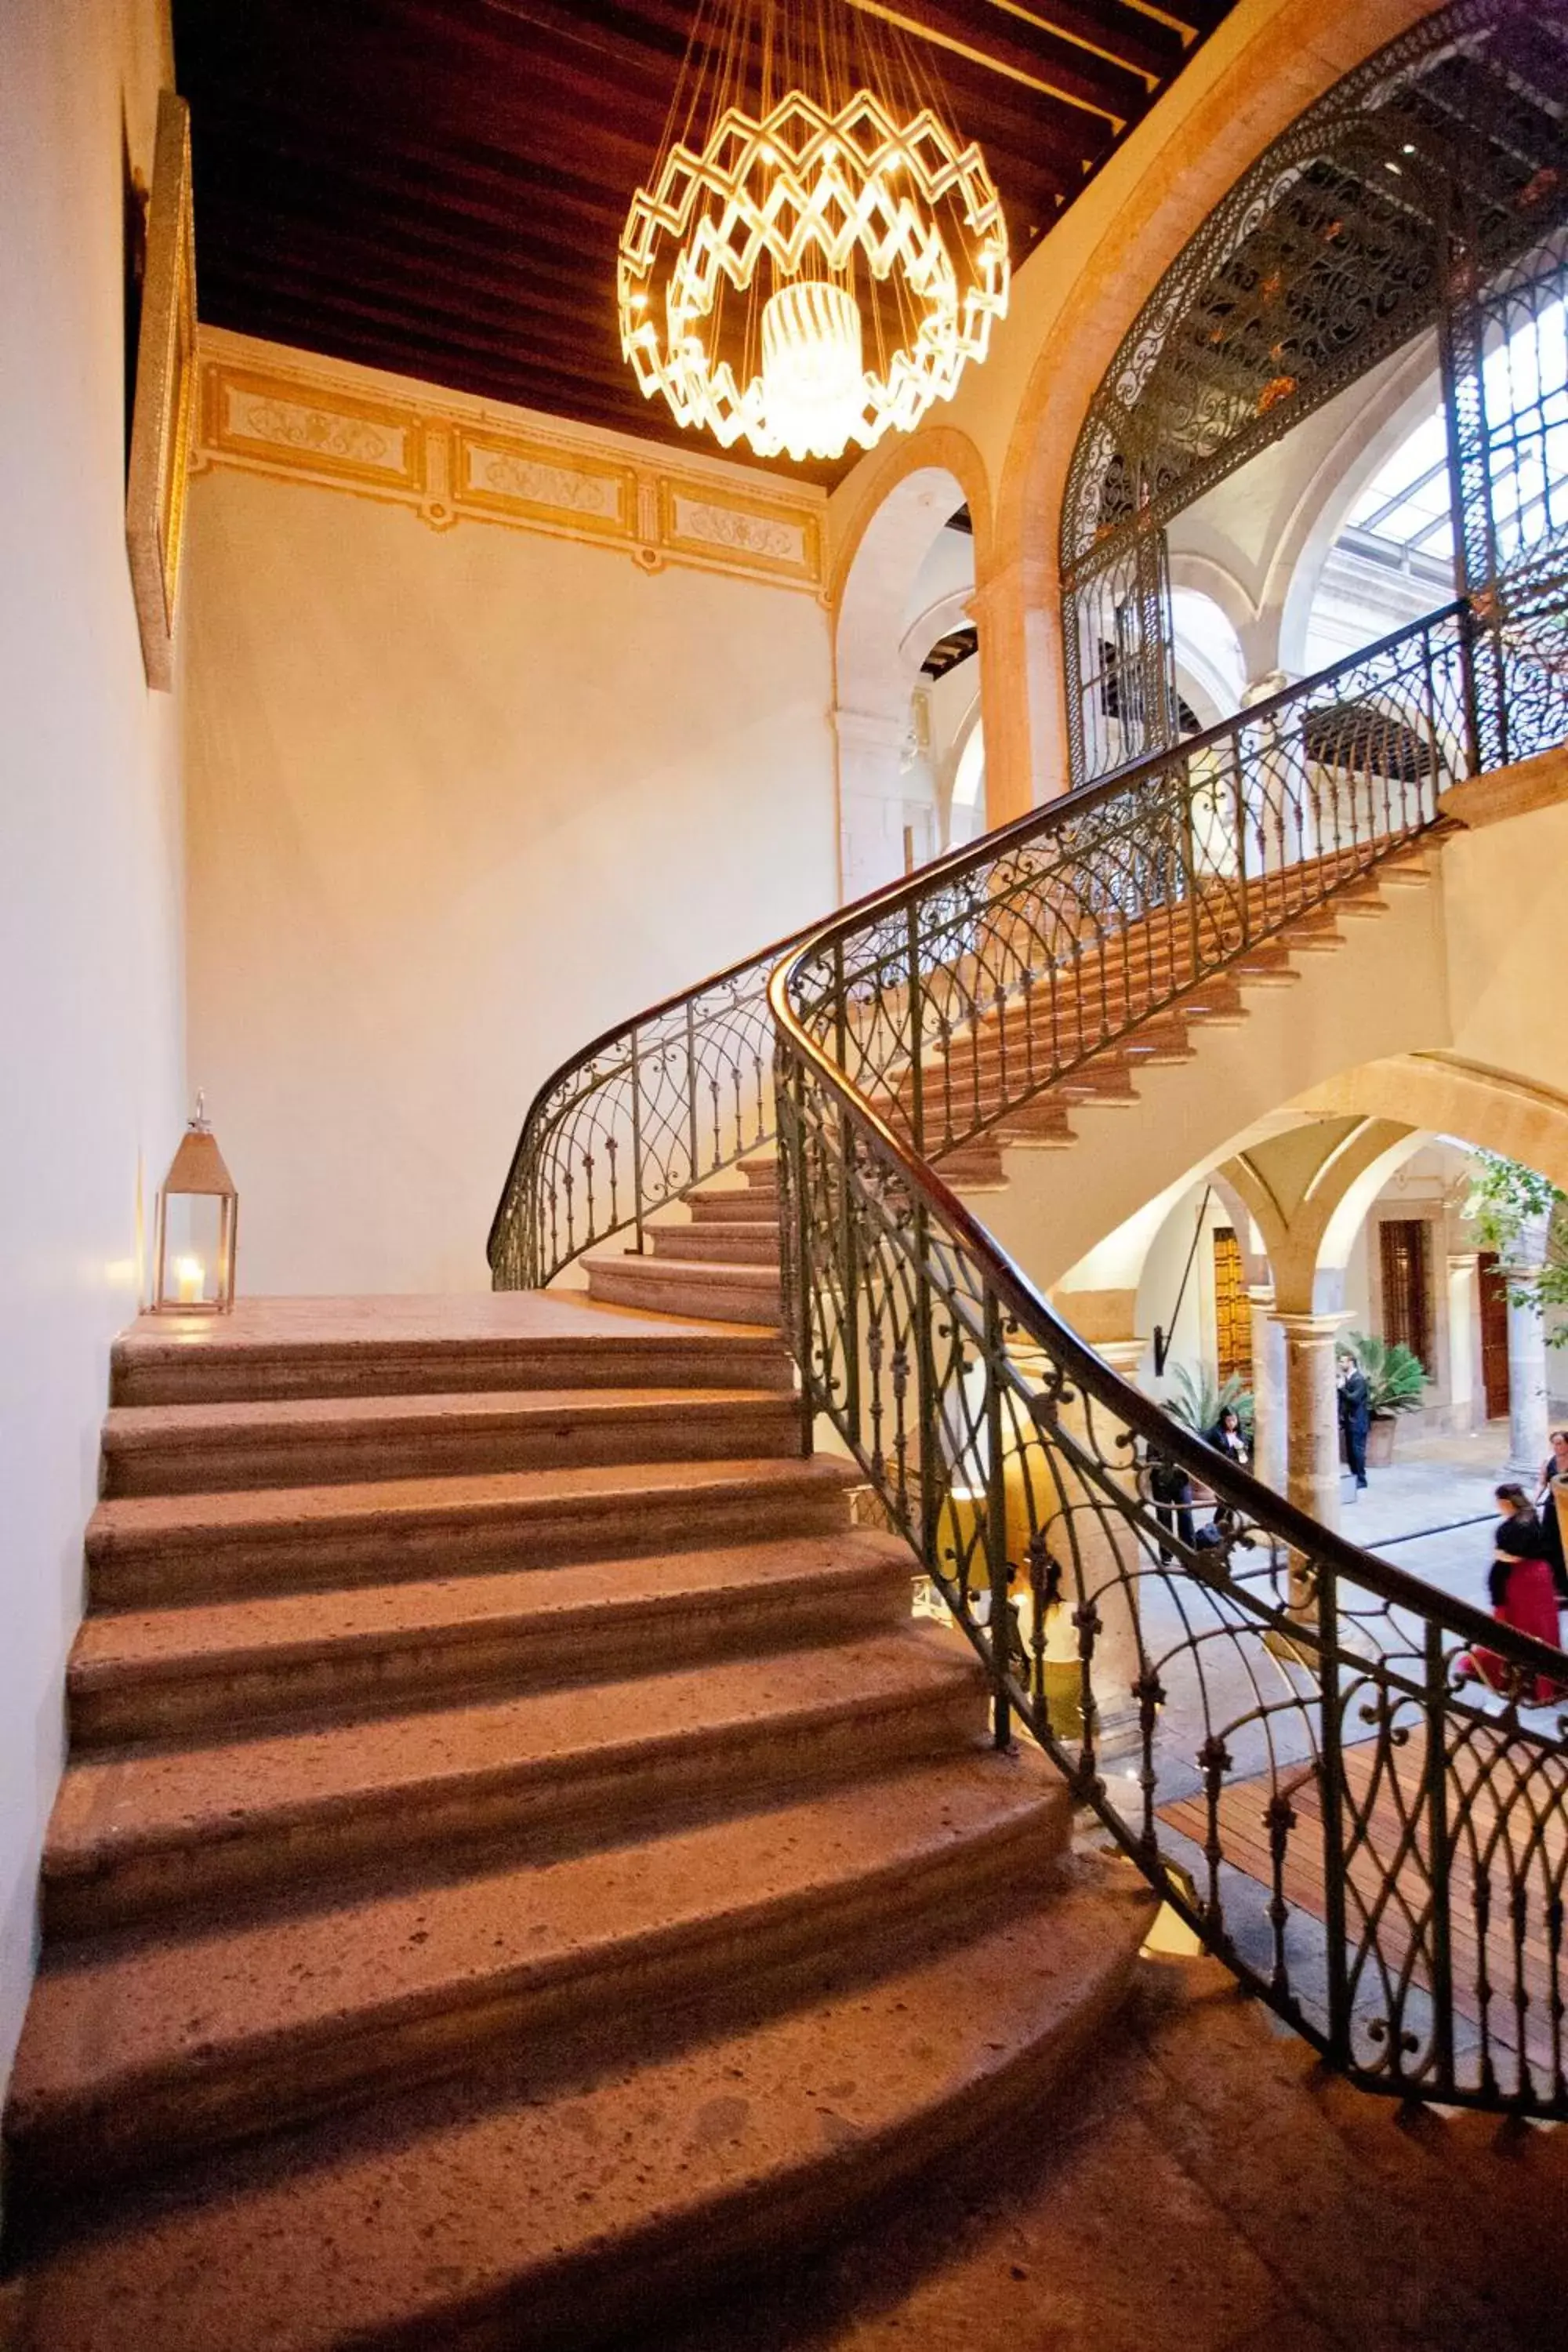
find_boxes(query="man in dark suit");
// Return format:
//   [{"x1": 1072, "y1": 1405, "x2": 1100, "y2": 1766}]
[{"x1": 1338, "y1": 1349, "x2": 1371, "y2": 1494}]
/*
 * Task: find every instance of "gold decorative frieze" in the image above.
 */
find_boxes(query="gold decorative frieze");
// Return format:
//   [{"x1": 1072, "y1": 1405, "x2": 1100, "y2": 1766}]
[
  {"x1": 195, "y1": 331, "x2": 824, "y2": 593},
  {"x1": 459, "y1": 429, "x2": 631, "y2": 538},
  {"x1": 206, "y1": 370, "x2": 423, "y2": 492}
]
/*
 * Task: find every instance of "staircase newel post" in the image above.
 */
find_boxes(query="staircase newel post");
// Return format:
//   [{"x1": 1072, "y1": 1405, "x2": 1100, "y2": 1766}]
[{"x1": 630, "y1": 1026, "x2": 647, "y2": 1257}]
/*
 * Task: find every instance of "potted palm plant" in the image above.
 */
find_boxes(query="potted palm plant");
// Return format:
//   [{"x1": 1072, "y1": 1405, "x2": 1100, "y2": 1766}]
[{"x1": 1345, "y1": 1331, "x2": 1425, "y2": 1466}]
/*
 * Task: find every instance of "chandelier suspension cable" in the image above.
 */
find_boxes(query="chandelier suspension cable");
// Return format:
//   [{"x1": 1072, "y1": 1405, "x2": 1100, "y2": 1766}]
[{"x1": 619, "y1": 0, "x2": 1011, "y2": 465}]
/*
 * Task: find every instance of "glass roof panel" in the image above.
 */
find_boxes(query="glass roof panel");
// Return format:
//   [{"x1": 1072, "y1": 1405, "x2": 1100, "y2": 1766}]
[{"x1": 1343, "y1": 296, "x2": 1568, "y2": 568}]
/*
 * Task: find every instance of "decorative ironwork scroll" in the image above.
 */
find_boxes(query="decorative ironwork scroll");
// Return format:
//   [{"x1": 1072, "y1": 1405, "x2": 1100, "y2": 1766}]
[{"x1": 1061, "y1": 0, "x2": 1568, "y2": 786}]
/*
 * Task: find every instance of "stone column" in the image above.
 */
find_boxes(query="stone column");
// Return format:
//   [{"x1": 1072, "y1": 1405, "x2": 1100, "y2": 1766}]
[
  {"x1": 1248, "y1": 1283, "x2": 1287, "y2": 1492},
  {"x1": 967, "y1": 550, "x2": 1054, "y2": 821},
  {"x1": 1446, "y1": 1252, "x2": 1479, "y2": 1437},
  {"x1": 1272, "y1": 1310, "x2": 1352, "y2": 1537},
  {"x1": 1504, "y1": 1221, "x2": 1552, "y2": 1474},
  {"x1": 833, "y1": 706, "x2": 935, "y2": 905}
]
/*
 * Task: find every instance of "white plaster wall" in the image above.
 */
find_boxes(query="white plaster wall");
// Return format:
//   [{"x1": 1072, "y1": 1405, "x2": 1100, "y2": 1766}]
[
  {"x1": 184, "y1": 466, "x2": 835, "y2": 1294},
  {"x1": 0, "y1": 0, "x2": 186, "y2": 2097}
]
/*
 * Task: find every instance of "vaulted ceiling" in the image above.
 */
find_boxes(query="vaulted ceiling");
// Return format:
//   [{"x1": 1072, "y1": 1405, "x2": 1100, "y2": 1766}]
[{"x1": 172, "y1": 0, "x2": 1237, "y2": 484}]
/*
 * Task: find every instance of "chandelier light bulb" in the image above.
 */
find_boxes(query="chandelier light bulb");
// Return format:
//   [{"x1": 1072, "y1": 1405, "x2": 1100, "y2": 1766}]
[{"x1": 760, "y1": 279, "x2": 866, "y2": 462}]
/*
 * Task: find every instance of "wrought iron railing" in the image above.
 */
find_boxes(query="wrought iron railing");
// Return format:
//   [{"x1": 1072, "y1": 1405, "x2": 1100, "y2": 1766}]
[
  {"x1": 487, "y1": 935, "x2": 789, "y2": 1290},
  {"x1": 492, "y1": 570, "x2": 1568, "y2": 2113},
  {"x1": 771, "y1": 570, "x2": 1568, "y2": 2118}
]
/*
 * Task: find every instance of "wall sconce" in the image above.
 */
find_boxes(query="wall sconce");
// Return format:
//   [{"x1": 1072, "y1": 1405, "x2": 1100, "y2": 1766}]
[{"x1": 151, "y1": 1092, "x2": 238, "y2": 1313}]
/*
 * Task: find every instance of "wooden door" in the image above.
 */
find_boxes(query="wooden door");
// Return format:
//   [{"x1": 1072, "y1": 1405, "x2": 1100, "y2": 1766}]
[
  {"x1": 1213, "y1": 1228, "x2": 1252, "y2": 1386},
  {"x1": 1478, "y1": 1248, "x2": 1511, "y2": 1421}
]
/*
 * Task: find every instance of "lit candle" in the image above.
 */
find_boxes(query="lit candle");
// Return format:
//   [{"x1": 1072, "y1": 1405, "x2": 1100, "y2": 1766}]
[{"x1": 174, "y1": 1255, "x2": 205, "y2": 1305}]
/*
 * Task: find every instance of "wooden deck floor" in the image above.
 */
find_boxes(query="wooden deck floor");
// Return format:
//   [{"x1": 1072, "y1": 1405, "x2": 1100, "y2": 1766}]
[{"x1": 1160, "y1": 1724, "x2": 1568, "y2": 2093}]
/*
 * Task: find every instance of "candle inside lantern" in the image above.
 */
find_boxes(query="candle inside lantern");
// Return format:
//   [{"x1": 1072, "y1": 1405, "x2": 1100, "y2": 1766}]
[{"x1": 174, "y1": 1254, "x2": 205, "y2": 1305}]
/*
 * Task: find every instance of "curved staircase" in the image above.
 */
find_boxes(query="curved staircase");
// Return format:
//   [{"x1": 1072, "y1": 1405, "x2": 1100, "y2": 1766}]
[{"x1": 2, "y1": 1294, "x2": 1152, "y2": 2351}]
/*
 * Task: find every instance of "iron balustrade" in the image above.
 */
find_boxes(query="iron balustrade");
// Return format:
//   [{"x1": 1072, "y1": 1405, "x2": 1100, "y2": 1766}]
[
  {"x1": 492, "y1": 570, "x2": 1568, "y2": 2113},
  {"x1": 487, "y1": 938, "x2": 787, "y2": 1290},
  {"x1": 771, "y1": 566, "x2": 1568, "y2": 2117}
]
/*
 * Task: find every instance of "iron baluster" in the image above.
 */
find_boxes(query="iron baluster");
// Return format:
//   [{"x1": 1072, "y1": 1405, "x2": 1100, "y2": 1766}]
[
  {"x1": 1422, "y1": 1614, "x2": 1457, "y2": 2098},
  {"x1": 1316, "y1": 1555, "x2": 1352, "y2": 2074},
  {"x1": 630, "y1": 1027, "x2": 647, "y2": 1256},
  {"x1": 983, "y1": 1291, "x2": 1011, "y2": 1752}
]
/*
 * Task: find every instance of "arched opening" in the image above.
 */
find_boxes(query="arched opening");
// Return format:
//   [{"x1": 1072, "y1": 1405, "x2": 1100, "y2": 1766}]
[
  {"x1": 833, "y1": 466, "x2": 976, "y2": 902},
  {"x1": 1057, "y1": 1, "x2": 1568, "y2": 789}
]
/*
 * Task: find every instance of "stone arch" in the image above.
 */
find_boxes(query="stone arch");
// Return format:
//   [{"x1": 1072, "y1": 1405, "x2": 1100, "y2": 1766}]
[
  {"x1": 989, "y1": 0, "x2": 1566, "y2": 792},
  {"x1": 830, "y1": 428, "x2": 993, "y2": 902},
  {"x1": 1293, "y1": 1054, "x2": 1568, "y2": 1191}
]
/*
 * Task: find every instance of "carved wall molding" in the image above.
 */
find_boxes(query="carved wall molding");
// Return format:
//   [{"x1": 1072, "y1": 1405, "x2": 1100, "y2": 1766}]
[{"x1": 194, "y1": 328, "x2": 826, "y2": 593}]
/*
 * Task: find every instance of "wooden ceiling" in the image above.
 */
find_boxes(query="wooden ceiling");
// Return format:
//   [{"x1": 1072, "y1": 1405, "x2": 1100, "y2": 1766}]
[{"x1": 172, "y1": 0, "x2": 1237, "y2": 485}]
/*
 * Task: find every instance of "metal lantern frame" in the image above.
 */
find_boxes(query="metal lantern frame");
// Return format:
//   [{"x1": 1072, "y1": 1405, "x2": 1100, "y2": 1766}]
[{"x1": 151, "y1": 1103, "x2": 238, "y2": 1314}]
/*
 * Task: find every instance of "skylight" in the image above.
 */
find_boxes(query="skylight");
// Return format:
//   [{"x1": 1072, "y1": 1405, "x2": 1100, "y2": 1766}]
[{"x1": 1342, "y1": 292, "x2": 1568, "y2": 572}]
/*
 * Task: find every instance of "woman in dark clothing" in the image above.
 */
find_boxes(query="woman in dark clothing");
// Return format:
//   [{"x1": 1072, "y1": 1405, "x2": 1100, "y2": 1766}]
[
  {"x1": 1534, "y1": 1426, "x2": 1568, "y2": 1603},
  {"x1": 1146, "y1": 1449, "x2": 1196, "y2": 1565},
  {"x1": 1206, "y1": 1406, "x2": 1250, "y2": 1468},
  {"x1": 1337, "y1": 1351, "x2": 1370, "y2": 1492},
  {"x1": 1457, "y1": 1485, "x2": 1565, "y2": 1706}
]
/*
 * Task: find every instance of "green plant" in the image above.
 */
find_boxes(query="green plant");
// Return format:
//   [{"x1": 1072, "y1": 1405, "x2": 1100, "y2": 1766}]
[
  {"x1": 1463, "y1": 1152, "x2": 1568, "y2": 1344},
  {"x1": 1343, "y1": 1330, "x2": 1426, "y2": 1416},
  {"x1": 1164, "y1": 1361, "x2": 1254, "y2": 1439}
]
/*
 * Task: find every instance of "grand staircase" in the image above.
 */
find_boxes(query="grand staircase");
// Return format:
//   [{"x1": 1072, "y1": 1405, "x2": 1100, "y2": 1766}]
[{"x1": 1, "y1": 1294, "x2": 1151, "y2": 2351}]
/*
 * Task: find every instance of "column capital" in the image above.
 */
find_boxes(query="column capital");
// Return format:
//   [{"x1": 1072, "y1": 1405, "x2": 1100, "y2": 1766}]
[
  {"x1": 1270, "y1": 1308, "x2": 1355, "y2": 1343},
  {"x1": 1446, "y1": 1250, "x2": 1480, "y2": 1275},
  {"x1": 1096, "y1": 1337, "x2": 1146, "y2": 1381}
]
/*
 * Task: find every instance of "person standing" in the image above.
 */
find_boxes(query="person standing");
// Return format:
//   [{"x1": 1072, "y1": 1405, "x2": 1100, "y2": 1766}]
[
  {"x1": 1534, "y1": 1425, "x2": 1568, "y2": 1604},
  {"x1": 1457, "y1": 1485, "x2": 1564, "y2": 1706},
  {"x1": 1337, "y1": 1349, "x2": 1370, "y2": 1494},
  {"x1": 1146, "y1": 1447, "x2": 1196, "y2": 1564}
]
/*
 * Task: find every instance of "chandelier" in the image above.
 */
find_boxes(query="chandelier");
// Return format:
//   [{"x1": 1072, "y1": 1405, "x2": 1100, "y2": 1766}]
[{"x1": 619, "y1": 0, "x2": 1011, "y2": 465}]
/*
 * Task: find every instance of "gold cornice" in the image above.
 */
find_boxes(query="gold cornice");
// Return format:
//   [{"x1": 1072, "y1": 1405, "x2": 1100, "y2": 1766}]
[{"x1": 194, "y1": 329, "x2": 825, "y2": 595}]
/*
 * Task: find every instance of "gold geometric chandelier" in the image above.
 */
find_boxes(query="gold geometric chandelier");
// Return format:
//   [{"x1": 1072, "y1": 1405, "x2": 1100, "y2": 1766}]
[{"x1": 619, "y1": 0, "x2": 1011, "y2": 465}]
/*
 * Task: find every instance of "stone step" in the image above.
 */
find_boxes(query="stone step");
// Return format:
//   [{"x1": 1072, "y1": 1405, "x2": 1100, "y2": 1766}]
[
  {"x1": 7, "y1": 1867, "x2": 1152, "y2": 2352},
  {"x1": 8, "y1": 1751, "x2": 1069, "y2": 2194},
  {"x1": 85, "y1": 1455, "x2": 858, "y2": 1609},
  {"x1": 111, "y1": 1295, "x2": 794, "y2": 1408},
  {"x1": 100, "y1": 1385, "x2": 801, "y2": 1497},
  {"x1": 41, "y1": 1629, "x2": 983, "y2": 1934},
  {"x1": 586, "y1": 1250, "x2": 781, "y2": 1326},
  {"x1": 684, "y1": 1186, "x2": 785, "y2": 1225},
  {"x1": 67, "y1": 1531, "x2": 914, "y2": 1747},
  {"x1": 931, "y1": 1142, "x2": 1010, "y2": 1189},
  {"x1": 649, "y1": 1223, "x2": 780, "y2": 1265}
]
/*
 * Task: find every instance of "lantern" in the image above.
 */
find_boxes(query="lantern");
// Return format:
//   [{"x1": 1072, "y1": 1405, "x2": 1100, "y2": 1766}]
[{"x1": 151, "y1": 1092, "x2": 238, "y2": 1313}]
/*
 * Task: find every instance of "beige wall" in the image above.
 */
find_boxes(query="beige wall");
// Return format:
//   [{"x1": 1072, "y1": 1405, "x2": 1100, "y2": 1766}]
[
  {"x1": 0, "y1": 0, "x2": 186, "y2": 2095},
  {"x1": 184, "y1": 453, "x2": 836, "y2": 1294}
]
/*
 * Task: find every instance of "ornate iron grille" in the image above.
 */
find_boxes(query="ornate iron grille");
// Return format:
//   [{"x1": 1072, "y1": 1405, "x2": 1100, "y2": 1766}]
[{"x1": 1061, "y1": 0, "x2": 1568, "y2": 789}]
